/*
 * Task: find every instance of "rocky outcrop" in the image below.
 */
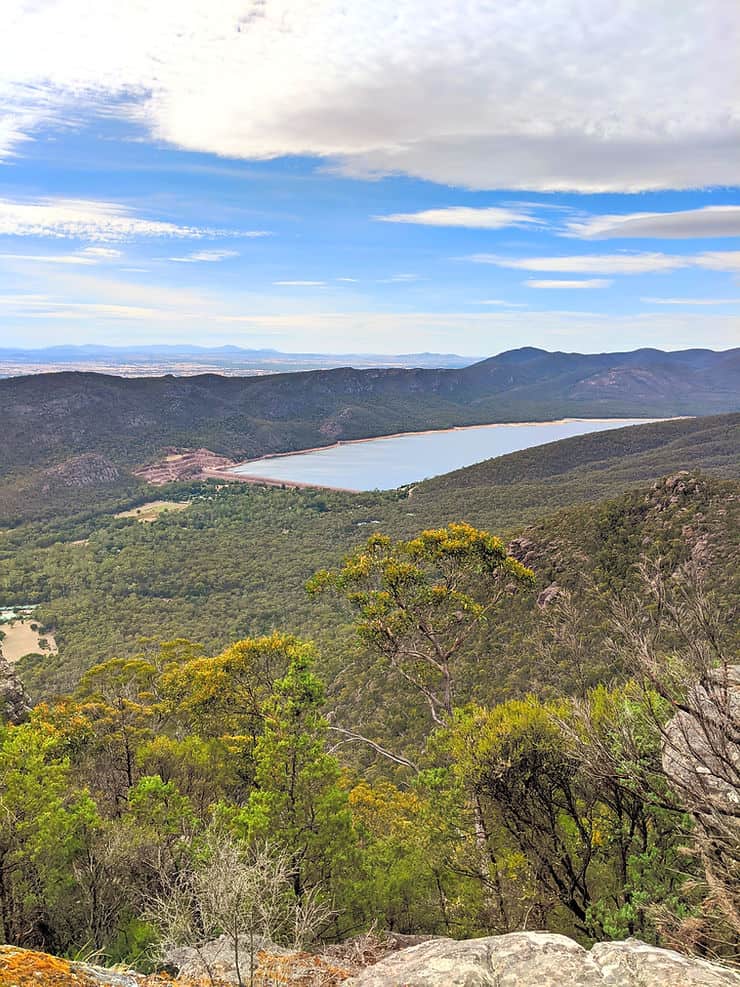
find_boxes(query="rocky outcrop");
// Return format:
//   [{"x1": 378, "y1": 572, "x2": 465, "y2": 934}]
[
  {"x1": 662, "y1": 664, "x2": 740, "y2": 817},
  {"x1": 646, "y1": 471, "x2": 706, "y2": 510},
  {"x1": 345, "y1": 932, "x2": 740, "y2": 986},
  {"x1": 0, "y1": 942, "x2": 350, "y2": 986},
  {"x1": 536, "y1": 582, "x2": 561, "y2": 608},
  {"x1": 0, "y1": 655, "x2": 32, "y2": 723},
  {"x1": 41, "y1": 453, "x2": 121, "y2": 490},
  {"x1": 4, "y1": 935, "x2": 740, "y2": 987},
  {"x1": 0, "y1": 945, "x2": 170, "y2": 986}
]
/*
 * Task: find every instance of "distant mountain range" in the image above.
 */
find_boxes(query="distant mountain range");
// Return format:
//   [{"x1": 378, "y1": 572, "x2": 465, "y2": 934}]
[
  {"x1": 1, "y1": 346, "x2": 738, "y2": 523},
  {"x1": 0, "y1": 343, "x2": 477, "y2": 374}
]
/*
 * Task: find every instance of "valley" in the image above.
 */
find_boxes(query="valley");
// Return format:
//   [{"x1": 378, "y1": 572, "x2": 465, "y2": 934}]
[{"x1": 1, "y1": 346, "x2": 737, "y2": 524}]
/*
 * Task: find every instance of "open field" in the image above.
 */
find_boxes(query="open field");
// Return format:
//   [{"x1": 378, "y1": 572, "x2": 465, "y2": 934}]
[
  {"x1": 0, "y1": 619, "x2": 57, "y2": 663},
  {"x1": 114, "y1": 500, "x2": 190, "y2": 523}
]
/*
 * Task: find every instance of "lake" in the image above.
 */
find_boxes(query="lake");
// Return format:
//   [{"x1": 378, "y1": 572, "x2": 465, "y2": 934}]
[{"x1": 229, "y1": 418, "x2": 662, "y2": 491}]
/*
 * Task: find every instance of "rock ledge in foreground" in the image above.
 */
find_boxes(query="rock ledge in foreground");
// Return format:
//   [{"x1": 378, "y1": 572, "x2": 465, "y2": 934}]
[{"x1": 346, "y1": 931, "x2": 740, "y2": 987}]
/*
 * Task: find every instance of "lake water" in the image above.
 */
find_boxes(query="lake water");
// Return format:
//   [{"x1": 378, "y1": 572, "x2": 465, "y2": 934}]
[{"x1": 230, "y1": 418, "x2": 661, "y2": 491}]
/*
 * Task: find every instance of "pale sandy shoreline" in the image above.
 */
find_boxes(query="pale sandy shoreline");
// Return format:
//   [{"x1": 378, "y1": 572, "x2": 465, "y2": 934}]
[{"x1": 200, "y1": 467, "x2": 359, "y2": 493}]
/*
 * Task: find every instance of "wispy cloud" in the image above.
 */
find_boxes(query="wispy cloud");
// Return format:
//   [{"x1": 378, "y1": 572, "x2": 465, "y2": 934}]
[
  {"x1": 169, "y1": 249, "x2": 240, "y2": 263},
  {"x1": 641, "y1": 296, "x2": 740, "y2": 306},
  {"x1": 565, "y1": 205, "x2": 740, "y2": 240},
  {"x1": 526, "y1": 278, "x2": 612, "y2": 289},
  {"x1": 375, "y1": 206, "x2": 538, "y2": 229},
  {"x1": 468, "y1": 251, "x2": 740, "y2": 275},
  {"x1": 0, "y1": 196, "x2": 241, "y2": 241},
  {"x1": 478, "y1": 299, "x2": 528, "y2": 307},
  {"x1": 273, "y1": 280, "x2": 327, "y2": 286},
  {"x1": 0, "y1": 245, "x2": 123, "y2": 265},
  {"x1": 378, "y1": 273, "x2": 421, "y2": 283}
]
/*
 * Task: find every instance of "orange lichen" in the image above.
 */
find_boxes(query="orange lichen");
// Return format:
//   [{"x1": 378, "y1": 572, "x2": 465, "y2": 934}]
[
  {"x1": 0, "y1": 946, "x2": 352, "y2": 987},
  {"x1": 254, "y1": 950, "x2": 351, "y2": 985},
  {"x1": 0, "y1": 946, "x2": 179, "y2": 987},
  {"x1": 0, "y1": 946, "x2": 97, "y2": 987}
]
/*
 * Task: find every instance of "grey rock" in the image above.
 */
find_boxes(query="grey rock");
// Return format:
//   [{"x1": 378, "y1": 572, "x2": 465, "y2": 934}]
[
  {"x1": 591, "y1": 939, "x2": 740, "y2": 986},
  {"x1": 345, "y1": 932, "x2": 740, "y2": 986},
  {"x1": 0, "y1": 656, "x2": 32, "y2": 724},
  {"x1": 536, "y1": 583, "x2": 561, "y2": 609},
  {"x1": 662, "y1": 665, "x2": 740, "y2": 818},
  {"x1": 164, "y1": 933, "x2": 285, "y2": 982},
  {"x1": 72, "y1": 964, "x2": 143, "y2": 986}
]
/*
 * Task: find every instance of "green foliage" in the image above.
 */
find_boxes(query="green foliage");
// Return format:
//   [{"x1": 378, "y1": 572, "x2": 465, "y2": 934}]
[
  {"x1": 236, "y1": 645, "x2": 357, "y2": 915},
  {"x1": 311, "y1": 523, "x2": 534, "y2": 724},
  {"x1": 0, "y1": 721, "x2": 102, "y2": 951}
]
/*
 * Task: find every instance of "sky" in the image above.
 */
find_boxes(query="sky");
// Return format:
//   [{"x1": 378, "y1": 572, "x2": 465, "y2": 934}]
[{"x1": 0, "y1": 0, "x2": 739, "y2": 357}]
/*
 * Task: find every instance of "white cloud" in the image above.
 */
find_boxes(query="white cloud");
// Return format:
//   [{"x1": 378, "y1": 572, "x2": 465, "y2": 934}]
[
  {"x1": 0, "y1": 196, "x2": 226, "y2": 241},
  {"x1": 80, "y1": 246, "x2": 122, "y2": 259},
  {"x1": 470, "y1": 252, "x2": 686, "y2": 274},
  {"x1": 641, "y1": 296, "x2": 740, "y2": 306},
  {"x1": 379, "y1": 273, "x2": 421, "y2": 283},
  {"x1": 695, "y1": 251, "x2": 740, "y2": 272},
  {"x1": 273, "y1": 280, "x2": 326, "y2": 286},
  {"x1": 479, "y1": 299, "x2": 528, "y2": 307},
  {"x1": 375, "y1": 206, "x2": 537, "y2": 229},
  {"x1": 336, "y1": 277, "x2": 359, "y2": 282},
  {"x1": 566, "y1": 205, "x2": 740, "y2": 239},
  {"x1": 1, "y1": 2, "x2": 738, "y2": 191},
  {"x1": 468, "y1": 250, "x2": 740, "y2": 275},
  {"x1": 0, "y1": 252, "x2": 96, "y2": 265},
  {"x1": 526, "y1": 279, "x2": 612, "y2": 289},
  {"x1": 169, "y1": 249, "x2": 240, "y2": 263}
]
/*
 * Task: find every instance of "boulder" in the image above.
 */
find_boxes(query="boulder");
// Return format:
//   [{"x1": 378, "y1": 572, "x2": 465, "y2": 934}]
[
  {"x1": 0, "y1": 655, "x2": 32, "y2": 724},
  {"x1": 345, "y1": 932, "x2": 740, "y2": 986},
  {"x1": 536, "y1": 583, "x2": 561, "y2": 609},
  {"x1": 591, "y1": 939, "x2": 740, "y2": 986},
  {"x1": 0, "y1": 945, "x2": 164, "y2": 986},
  {"x1": 661, "y1": 664, "x2": 740, "y2": 818},
  {"x1": 164, "y1": 933, "x2": 284, "y2": 982}
]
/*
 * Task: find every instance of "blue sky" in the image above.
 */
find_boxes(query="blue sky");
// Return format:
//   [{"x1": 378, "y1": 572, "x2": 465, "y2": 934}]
[{"x1": 1, "y1": 1, "x2": 739, "y2": 356}]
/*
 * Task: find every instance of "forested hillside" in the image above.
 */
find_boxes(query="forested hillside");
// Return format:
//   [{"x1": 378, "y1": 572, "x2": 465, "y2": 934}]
[
  {"x1": 1, "y1": 347, "x2": 738, "y2": 522},
  {"x1": 4, "y1": 414, "x2": 738, "y2": 708},
  {"x1": 1, "y1": 491, "x2": 737, "y2": 970}
]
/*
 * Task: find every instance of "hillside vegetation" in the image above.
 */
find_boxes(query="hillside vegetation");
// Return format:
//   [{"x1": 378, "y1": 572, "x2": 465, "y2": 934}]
[
  {"x1": 3, "y1": 414, "x2": 738, "y2": 707},
  {"x1": 0, "y1": 486, "x2": 737, "y2": 971},
  {"x1": 1, "y1": 347, "x2": 738, "y2": 522}
]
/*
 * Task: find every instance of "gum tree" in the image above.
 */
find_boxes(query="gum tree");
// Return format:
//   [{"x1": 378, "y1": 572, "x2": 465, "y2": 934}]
[{"x1": 309, "y1": 523, "x2": 535, "y2": 727}]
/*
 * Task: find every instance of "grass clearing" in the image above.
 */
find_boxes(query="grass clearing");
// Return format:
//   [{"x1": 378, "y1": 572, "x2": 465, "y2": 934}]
[
  {"x1": 0, "y1": 620, "x2": 57, "y2": 663},
  {"x1": 115, "y1": 500, "x2": 190, "y2": 523}
]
